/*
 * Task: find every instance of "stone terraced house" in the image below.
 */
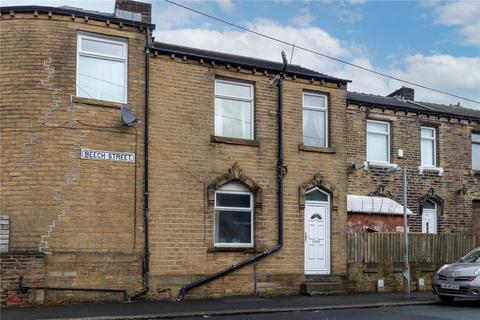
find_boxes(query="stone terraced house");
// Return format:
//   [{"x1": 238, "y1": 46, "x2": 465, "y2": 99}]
[{"x1": 1, "y1": 0, "x2": 479, "y2": 306}]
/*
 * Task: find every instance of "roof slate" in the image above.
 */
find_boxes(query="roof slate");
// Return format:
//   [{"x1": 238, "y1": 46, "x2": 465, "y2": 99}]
[
  {"x1": 151, "y1": 42, "x2": 350, "y2": 84},
  {"x1": 347, "y1": 91, "x2": 480, "y2": 121}
]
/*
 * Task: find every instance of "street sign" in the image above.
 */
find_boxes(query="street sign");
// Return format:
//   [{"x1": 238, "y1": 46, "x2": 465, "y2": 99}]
[{"x1": 81, "y1": 149, "x2": 135, "y2": 163}]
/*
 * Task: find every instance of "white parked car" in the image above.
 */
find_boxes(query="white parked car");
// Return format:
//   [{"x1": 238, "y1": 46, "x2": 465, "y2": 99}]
[{"x1": 432, "y1": 246, "x2": 480, "y2": 302}]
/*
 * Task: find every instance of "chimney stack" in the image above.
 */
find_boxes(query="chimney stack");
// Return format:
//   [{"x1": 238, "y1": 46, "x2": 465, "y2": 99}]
[
  {"x1": 387, "y1": 87, "x2": 414, "y2": 101},
  {"x1": 114, "y1": 0, "x2": 151, "y2": 24}
]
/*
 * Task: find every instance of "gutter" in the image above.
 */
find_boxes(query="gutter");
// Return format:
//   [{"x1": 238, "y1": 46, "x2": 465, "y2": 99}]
[
  {"x1": 347, "y1": 98, "x2": 480, "y2": 122},
  {"x1": 0, "y1": 5, "x2": 156, "y2": 29},
  {"x1": 129, "y1": 27, "x2": 151, "y2": 301},
  {"x1": 149, "y1": 45, "x2": 349, "y2": 85},
  {"x1": 175, "y1": 52, "x2": 289, "y2": 301}
]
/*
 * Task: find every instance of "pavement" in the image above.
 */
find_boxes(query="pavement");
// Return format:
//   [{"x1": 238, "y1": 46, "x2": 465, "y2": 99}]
[{"x1": 1, "y1": 291, "x2": 439, "y2": 320}]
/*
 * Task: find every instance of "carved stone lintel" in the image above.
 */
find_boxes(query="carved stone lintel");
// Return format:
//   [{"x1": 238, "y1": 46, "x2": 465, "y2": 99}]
[
  {"x1": 368, "y1": 185, "x2": 394, "y2": 198},
  {"x1": 208, "y1": 163, "x2": 262, "y2": 208},
  {"x1": 298, "y1": 173, "x2": 337, "y2": 210}
]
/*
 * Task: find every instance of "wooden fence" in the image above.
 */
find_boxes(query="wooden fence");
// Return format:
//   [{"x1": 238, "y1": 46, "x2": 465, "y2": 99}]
[{"x1": 348, "y1": 233, "x2": 476, "y2": 263}]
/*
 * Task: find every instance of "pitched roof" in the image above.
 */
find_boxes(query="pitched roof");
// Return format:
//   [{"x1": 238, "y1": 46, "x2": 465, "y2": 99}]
[
  {"x1": 0, "y1": 5, "x2": 155, "y2": 29},
  {"x1": 151, "y1": 42, "x2": 350, "y2": 84},
  {"x1": 347, "y1": 91, "x2": 480, "y2": 121}
]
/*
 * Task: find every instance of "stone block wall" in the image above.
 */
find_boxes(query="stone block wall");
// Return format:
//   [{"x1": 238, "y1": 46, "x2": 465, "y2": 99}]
[
  {"x1": 147, "y1": 53, "x2": 349, "y2": 299},
  {"x1": 347, "y1": 262, "x2": 441, "y2": 293},
  {"x1": 0, "y1": 10, "x2": 147, "y2": 304},
  {"x1": 346, "y1": 103, "x2": 480, "y2": 234},
  {"x1": 0, "y1": 253, "x2": 45, "y2": 306}
]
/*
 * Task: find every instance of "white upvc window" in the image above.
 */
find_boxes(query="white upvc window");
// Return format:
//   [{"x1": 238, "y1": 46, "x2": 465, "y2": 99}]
[
  {"x1": 214, "y1": 182, "x2": 253, "y2": 247},
  {"x1": 215, "y1": 79, "x2": 254, "y2": 140},
  {"x1": 421, "y1": 127, "x2": 436, "y2": 167},
  {"x1": 473, "y1": 133, "x2": 480, "y2": 171},
  {"x1": 366, "y1": 120, "x2": 390, "y2": 163},
  {"x1": 77, "y1": 32, "x2": 128, "y2": 103},
  {"x1": 303, "y1": 92, "x2": 328, "y2": 148}
]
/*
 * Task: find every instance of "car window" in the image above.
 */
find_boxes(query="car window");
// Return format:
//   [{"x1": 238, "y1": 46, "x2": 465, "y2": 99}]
[{"x1": 461, "y1": 248, "x2": 480, "y2": 263}]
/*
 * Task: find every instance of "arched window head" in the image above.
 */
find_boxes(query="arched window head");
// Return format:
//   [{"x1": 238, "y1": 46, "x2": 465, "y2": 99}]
[
  {"x1": 422, "y1": 199, "x2": 436, "y2": 210},
  {"x1": 305, "y1": 188, "x2": 329, "y2": 202},
  {"x1": 218, "y1": 181, "x2": 249, "y2": 192}
]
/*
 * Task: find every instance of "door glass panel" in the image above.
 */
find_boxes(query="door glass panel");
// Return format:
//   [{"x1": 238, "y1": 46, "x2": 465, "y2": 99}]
[
  {"x1": 306, "y1": 189, "x2": 328, "y2": 202},
  {"x1": 422, "y1": 200, "x2": 436, "y2": 209}
]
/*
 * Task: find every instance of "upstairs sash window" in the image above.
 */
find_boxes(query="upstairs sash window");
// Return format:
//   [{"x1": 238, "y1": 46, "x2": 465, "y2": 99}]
[
  {"x1": 473, "y1": 133, "x2": 480, "y2": 171},
  {"x1": 303, "y1": 93, "x2": 328, "y2": 148},
  {"x1": 77, "y1": 33, "x2": 128, "y2": 103},
  {"x1": 215, "y1": 80, "x2": 254, "y2": 140},
  {"x1": 421, "y1": 127, "x2": 436, "y2": 167},
  {"x1": 367, "y1": 120, "x2": 390, "y2": 162}
]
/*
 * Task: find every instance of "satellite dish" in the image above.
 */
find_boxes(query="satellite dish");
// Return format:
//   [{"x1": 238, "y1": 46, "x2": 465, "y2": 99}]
[
  {"x1": 121, "y1": 105, "x2": 137, "y2": 126},
  {"x1": 352, "y1": 159, "x2": 364, "y2": 170}
]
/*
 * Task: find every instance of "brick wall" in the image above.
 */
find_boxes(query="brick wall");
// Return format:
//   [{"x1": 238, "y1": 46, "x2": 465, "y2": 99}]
[
  {"x1": 147, "y1": 54, "x2": 348, "y2": 298},
  {"x1": 0, "y1": 12, "x2": 147, "y2": 303},
  {"x1": 0, "y1": 253, "x2": 45, "y2": 306},
  {"x1": 346, "y1": 104, "x2": 480, "y2": 234}
]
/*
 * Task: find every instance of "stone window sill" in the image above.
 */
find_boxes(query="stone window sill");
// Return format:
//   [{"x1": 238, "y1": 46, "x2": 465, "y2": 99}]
[
  {"x1": 471, "y1": 170, "x2": 480, "y2": 176},
  {"x1": 298, "y1": 144, "x2": 336, "y2": 154},
  {"x1": 72, "y1": 96, "x2": 123, "y2": 109},
  {"x1": 207, "y1": 246, "x2": 262, "y2": 253},
  {"x1": 211, "y1": 135, "x2": 259, "y2": 147},
  {"x1": 364, "y1": 161, "x2": 399, "y2": 169},
  {"x1": 418, "y1": 166, "x2": 444, "y2": 176}
]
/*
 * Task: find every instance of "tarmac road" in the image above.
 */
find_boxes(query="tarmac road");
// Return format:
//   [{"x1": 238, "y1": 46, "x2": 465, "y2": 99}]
[{"x1": 175, "y1": 300, "x2": 480, "y2": 320}]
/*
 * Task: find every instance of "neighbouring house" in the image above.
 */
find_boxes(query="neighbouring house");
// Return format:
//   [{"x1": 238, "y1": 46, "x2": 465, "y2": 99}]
[
  {"x1": 1, "y1": 0, "x2": 479, "y2": 307},
  {"x1": 346, "y1": 88, "x2": 480, "y2": 235}
]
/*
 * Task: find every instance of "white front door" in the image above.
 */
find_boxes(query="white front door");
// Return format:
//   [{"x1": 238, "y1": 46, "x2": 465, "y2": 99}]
[
  {"x1": 304, "y1": 202, "x2": 330, "y2": 274},
  {"x1": 422, "y1": 208, "x2": 437, "y2": 234}
]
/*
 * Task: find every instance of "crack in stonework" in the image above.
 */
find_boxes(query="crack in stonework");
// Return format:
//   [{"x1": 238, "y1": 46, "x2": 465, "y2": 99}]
[{"x1": 38, "y1": 58, "x2": 87, "y2": 254}]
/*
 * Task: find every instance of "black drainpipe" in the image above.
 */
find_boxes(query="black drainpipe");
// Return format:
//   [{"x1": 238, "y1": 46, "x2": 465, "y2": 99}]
[
  {"x1": 175, "y1": 51, "x2": 288, "y2": 301},
  {"x1": 129, "y1": 27, "x2": 151, "y2": 301}
]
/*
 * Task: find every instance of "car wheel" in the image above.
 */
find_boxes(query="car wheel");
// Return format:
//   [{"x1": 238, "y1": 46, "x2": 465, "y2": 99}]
[{"x1": 438, "y1": 295, "x2": 455, "y2": 303}]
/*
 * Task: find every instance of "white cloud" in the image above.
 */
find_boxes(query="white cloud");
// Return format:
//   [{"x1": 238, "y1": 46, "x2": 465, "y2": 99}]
[
  {"x1": 346, "y1": 0, "x2": 367, "y2": 5},
  {"x1": 154, "y1": 18, "x2": 479, "y2": 109},
  {"x1": 432, "y1": 0, "x2": 480, "y2": 45},
  {"x1": 216, "y1": 0, "x2": 234, "y2": 13},
  {"x1": 331, "y1": 2, "x2": 363, "y2": 24},
  {"x1": 155, "y1": 3, "x2": 198, "y2": 30},
  {"x1": 390, "y1": 54, "x2": 480, "y2": 107},
  {"x1": 289, "y1": 7, "x2": 313, "y2": 27}
]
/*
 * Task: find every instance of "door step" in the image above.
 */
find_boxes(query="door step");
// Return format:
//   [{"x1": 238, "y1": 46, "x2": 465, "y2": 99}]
[{"x1": 300, "y1": 281, "x2": 346, "y2": 296}]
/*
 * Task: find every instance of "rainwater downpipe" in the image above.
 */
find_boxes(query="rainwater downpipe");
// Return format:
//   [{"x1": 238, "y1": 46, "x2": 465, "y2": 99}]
[
  {"x1": 175, "y1": 51, "x2": 288, "y2": 301},
  {"x1": 129, "y1": 27, "x2": 151, "y2": 301}
]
